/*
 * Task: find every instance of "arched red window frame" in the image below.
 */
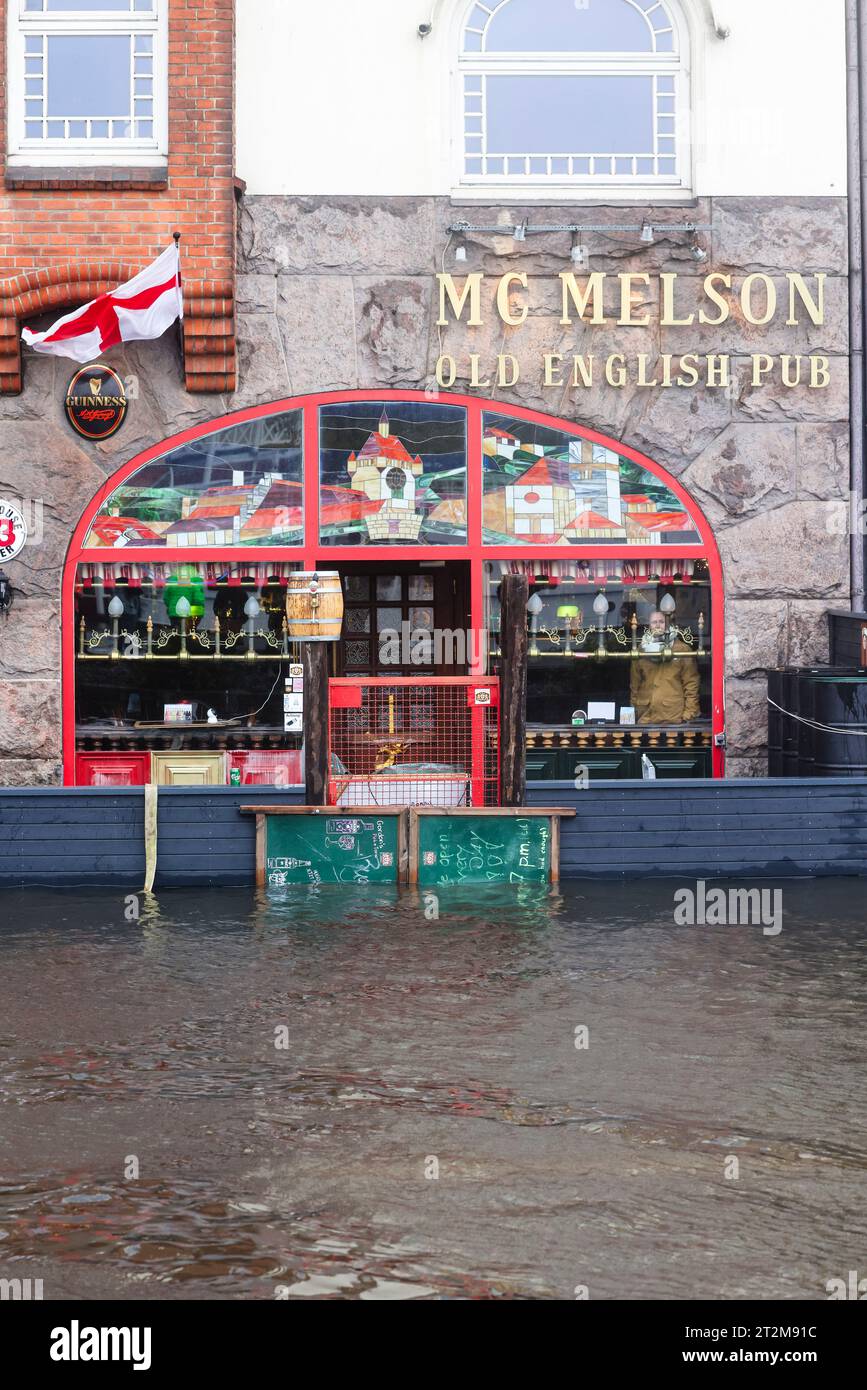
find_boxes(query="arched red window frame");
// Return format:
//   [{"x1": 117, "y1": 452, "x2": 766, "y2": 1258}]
[{"x1": 63, "y1": 388, "x2": 726, "y2": 782}]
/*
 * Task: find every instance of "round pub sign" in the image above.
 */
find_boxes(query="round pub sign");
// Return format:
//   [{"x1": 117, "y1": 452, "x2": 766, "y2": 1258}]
[
  {"x1": 65, "y1": 363, "x2": 127, "y2": 441},
  {"x1": 0, "y1": 500, "x2": 27, "y2": 562}
]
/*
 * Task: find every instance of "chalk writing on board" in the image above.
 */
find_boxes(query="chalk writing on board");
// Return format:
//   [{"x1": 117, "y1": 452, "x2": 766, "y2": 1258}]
[
  {"x1": 265, "y1": 814, "x2": 398, "y2": 885},
  {"x1": 419, "y1": 817, "x2": 551, "y2": 886}
]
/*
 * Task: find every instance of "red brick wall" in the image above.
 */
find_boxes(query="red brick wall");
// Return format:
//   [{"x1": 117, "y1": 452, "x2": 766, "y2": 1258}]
[{"x1": 0, "y1": 0, "x2": 236, "y2": 393}]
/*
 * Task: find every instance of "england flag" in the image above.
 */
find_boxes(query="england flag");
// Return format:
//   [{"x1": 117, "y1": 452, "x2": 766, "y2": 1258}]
[{"x1": 22, "y1": 244, "x2": 183, "y2": 363}]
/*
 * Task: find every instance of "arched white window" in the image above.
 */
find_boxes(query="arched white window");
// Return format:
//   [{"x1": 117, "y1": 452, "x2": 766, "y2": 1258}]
[
  {"x1": 7, "y1": 0, "x2": 167, "y2": 167},
  {"x1": 458, "y1": 0, "x2": 690, "y2": 192}
]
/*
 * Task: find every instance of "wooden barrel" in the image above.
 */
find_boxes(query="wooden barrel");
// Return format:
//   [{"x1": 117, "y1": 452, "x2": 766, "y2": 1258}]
[{"x1": 285, "y1": 571, "x2": 344, "y2": 641}]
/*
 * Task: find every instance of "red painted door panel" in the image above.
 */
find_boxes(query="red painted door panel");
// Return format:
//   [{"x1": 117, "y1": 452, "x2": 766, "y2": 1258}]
[
  {"x1": 76, "y1": 752, "x2": 151, "y2": 786},
  {"x1": 228, "y1": 750, "x2": 303, "y2": 786}
]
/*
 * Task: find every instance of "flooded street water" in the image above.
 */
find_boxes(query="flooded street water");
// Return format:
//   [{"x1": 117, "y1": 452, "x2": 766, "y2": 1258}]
[{"x1": 0, "y1": 881, "x2": 865, "y2": 1301}]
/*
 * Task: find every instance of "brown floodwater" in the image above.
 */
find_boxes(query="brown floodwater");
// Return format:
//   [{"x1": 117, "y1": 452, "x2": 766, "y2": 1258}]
[{"x1": 0, "y1": 881, "x2": 865, "y2": 1300}]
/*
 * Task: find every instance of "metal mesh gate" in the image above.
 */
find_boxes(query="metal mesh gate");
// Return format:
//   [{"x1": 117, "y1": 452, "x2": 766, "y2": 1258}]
[{"x1": 328, "y1": 677, "x2": 500, "y2": 807}]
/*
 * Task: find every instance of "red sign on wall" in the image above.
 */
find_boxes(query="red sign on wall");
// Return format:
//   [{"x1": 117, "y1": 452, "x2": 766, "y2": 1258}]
[{"x1": 0, "y1": 501, "x2": 27, "y2": 561}]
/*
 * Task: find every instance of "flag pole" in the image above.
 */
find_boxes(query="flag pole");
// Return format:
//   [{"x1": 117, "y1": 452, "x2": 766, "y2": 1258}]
[{"x1": 173, "y1": 231, "x2": 185, "y2": 384}]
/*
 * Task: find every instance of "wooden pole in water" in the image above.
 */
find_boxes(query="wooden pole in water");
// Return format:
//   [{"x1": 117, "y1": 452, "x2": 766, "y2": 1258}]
[
  {"x1": 499, "y1": 573, "x2": 529, "y2": 807},
  {"x1": 303, "y1": 641, "x2": 330, "y2": 805}
]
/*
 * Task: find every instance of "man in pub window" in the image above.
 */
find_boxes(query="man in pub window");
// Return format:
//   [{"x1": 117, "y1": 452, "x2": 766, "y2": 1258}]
[{"x1": 630, "y1": 610, "x2": 700, "y2": 725}]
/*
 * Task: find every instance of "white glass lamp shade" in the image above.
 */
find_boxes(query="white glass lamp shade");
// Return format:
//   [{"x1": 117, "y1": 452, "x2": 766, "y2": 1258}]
[
  {"x1": 244, "y1": 596, "x2": 261, "y2": 619},
  {"x1": 527, "y1": 593, "x2": 544, "y2": 615},
  {"x1": 174, "y1": 597, "x2": 191, "y2": 619},
  {"x1": 659, "y1": 594, "x2": 677, "y2": 615},
  {"x1": 107, "y1": 595, "x2": 124, "y2": 618},
  {"x1": 593, "y1": 592, "x2": 609, "y2": 617}
]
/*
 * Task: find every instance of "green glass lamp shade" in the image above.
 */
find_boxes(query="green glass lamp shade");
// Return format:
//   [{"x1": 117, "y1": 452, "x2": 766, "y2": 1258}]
[{"x1": 165, "y1": 574, "x2": 205, "y2": 619}]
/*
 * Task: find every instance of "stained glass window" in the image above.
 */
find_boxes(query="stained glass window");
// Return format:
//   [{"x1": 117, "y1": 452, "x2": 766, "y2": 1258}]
[
  {"x1": 482, "y1": 412, "x2": 700, "y2": 546},
  {"x1": 318, "y1": 402, "x2": 467, "y2": 547},
  {"x1": 84, "y1": 410, "x2": 303, "y2": 549}
]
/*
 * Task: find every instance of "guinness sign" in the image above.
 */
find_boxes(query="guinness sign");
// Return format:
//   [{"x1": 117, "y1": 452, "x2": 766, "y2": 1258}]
[{"x1": 65, "y1": 363, "x2": 127, "y2": 441}]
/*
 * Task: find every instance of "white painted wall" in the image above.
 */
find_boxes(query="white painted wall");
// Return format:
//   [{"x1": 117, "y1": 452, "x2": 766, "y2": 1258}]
[{"x1": 236, "y1": 0, "x2": 848, "y2": 198}]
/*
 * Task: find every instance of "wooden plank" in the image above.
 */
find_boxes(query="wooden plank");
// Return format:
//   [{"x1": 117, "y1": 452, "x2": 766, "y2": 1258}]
[
  {"x1": 499, "y1": 573, "x2": 528, "y2": 807},
  {"x1": 303, "y1": 640, "x2": 329, "y2": 805},
  {"x1": 550, "y1": 814, "x2": 561, "y2": 885},
  {"x1": 255, "y1": 813, "x2": 265, "y2": 890},
  {"x1": 143, "y1": 783, "x2": 157, "y2": 893},
  {"x1": 402, "y1": 806, "x2": 574, "y2": 817}
]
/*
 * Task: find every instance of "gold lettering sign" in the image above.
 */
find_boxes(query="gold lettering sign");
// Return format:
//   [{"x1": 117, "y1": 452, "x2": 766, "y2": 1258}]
[{"x1": 433, "y1": 270, "x2": 830, "y2": 390}]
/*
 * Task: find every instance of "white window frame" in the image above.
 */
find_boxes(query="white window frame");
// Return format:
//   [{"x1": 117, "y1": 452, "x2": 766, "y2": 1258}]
[
  {"x1": 452, "y1": 0, "x2": 693, "y2": 202},
  {"x1": 7, "y1": 0, "x2": 168, "y2": 167}
]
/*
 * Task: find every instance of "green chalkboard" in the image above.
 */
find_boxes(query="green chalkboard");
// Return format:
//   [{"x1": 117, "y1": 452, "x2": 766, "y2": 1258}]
[
  {"x1": 415, "y1": 813, "x2": 553, "y2": 887},
  {"x1": 264, "y1": 812, "x2": 401, "y2": 886}
]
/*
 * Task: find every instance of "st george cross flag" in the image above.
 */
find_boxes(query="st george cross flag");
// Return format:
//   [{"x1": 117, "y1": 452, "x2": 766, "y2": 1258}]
[{"x1": 21, "y1": 244, "x2": 183, "y2": 363}]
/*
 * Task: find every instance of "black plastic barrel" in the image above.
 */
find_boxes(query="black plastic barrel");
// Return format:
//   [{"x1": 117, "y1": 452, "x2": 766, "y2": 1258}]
[
  {"x1": 796, "y1": 673, "x2": 816, "y2": 776},
  {"x1": 807, "y1": 674, "x2": 867, "y2": 776},
  {"x1": 768, "y1": 666, "x2": 864, "y2": 777},
  {"x1": 768, "y1": 668, "x2": 794, "y2": 775}
]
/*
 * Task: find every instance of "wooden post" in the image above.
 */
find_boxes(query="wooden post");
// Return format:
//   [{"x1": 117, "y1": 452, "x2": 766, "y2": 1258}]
[
  {"x1": 499, "y1": 573, "x2": 529, "y2": 806},
  {"x1": 302, "y1": 641, "x2": 330, "y2": 804}
]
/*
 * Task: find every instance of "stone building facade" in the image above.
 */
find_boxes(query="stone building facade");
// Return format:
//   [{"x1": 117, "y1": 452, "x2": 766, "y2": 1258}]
[{"x1": 0, "y1": 1, "x2": 854, "y2": 784}]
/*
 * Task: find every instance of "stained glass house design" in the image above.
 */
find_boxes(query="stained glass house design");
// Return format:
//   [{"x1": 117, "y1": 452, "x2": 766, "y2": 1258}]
[{"x1": 482, "y1": 415, "x2": 699, "y2": 546}]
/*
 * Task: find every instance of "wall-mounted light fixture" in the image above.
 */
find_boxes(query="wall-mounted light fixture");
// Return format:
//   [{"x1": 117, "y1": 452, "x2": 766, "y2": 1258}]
[
  {"x1": 570, "y1": 234, "x2": 590, "y2": 270},
  {"x1": 448, "y1": 220, "x2": 712, "y2": 249}
]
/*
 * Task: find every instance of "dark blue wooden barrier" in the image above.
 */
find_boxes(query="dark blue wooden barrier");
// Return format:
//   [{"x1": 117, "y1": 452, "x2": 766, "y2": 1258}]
[
  {"x1": 1, "y1": 780, "x2": 866, "y2": 887},
  {"x1": 0, "y1": 786, "x2": 304, "y2": 888},
  {"x1": 528, "y1": 779, "x2": 867, "y2": 878}
]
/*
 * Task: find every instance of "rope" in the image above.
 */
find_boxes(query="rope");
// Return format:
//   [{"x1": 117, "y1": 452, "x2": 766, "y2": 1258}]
[{"x1": 766, "y1": 696, "x2": 867, "y2": 738}]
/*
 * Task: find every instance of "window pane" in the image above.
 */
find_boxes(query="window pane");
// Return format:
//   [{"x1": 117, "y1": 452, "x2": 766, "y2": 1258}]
[
  {"x1": 486, "y1": 74, "x2": 654, "y2": 156},
  {"x1": 376, "y1": 576, "x2": 402, "y2": 601},
  {"x1": 487, "y1": 563, "x2": 712, "y2": 732},
  {"x1": 319, "y1": 402, "x2": 467, "y2": 547},
  {"x1": 409, "y1": 575, "x2": 434, "y2": 601},
  {"x1": 44, "y1": 1, "x2": 140, "y2": 9},
  {"x1": 85, "y1": 411, "x2": 304, "y2": 549},
  {"x1": 376, "y1": 607, "x2": 402, "y2": 632},
  {"x1": 482, "y1": 413, "x2": 700, "y2": 546},
  {"x1": 47, "y1": 35, "x2": 131, "y2": 118},
  {"x1": 482, "y1": 0, "x2": 654, "y2": 53}
]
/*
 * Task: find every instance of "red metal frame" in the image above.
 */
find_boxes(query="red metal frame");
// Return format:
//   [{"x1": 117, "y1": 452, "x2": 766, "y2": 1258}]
[
  {"x1": 62, "y1": 389, "x2": 726, "y2": 784},
  {"x1": 327, "y1": 676, "x2": 500, "y2": 807}
]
